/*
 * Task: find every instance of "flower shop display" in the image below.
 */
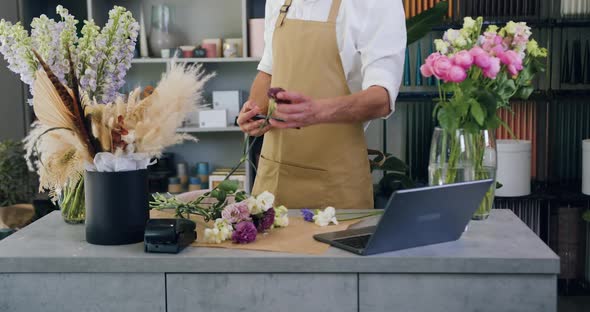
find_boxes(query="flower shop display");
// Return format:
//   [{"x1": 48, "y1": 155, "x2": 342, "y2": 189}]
[
  {"x1": 495, "y1": 140, "x2": 532, "y2": 197},
  {"x1": 0, "y1": 5, "x2": 140, "y2": 223},
  {"x1": 0, "y1": 5, "x2": 214, "y2": 244},
  {"x1": 421, "y1": 17, "x2": 548, "y2": 219}
]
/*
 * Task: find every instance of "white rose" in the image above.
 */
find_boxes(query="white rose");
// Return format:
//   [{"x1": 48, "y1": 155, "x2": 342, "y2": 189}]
[
  {"x1": 256, "y1": 191, "x2": 275, "y2": 212},
  {"x1": 246, "y1": 197, "x2": 262, "y2": 215},
  {"x1": 313, "y1": 207, "x2": 338, "y2": 227}
]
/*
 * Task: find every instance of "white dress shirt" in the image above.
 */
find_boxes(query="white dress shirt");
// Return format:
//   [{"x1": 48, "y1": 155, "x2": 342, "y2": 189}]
[{"x1": 258, "y1": 0, "x2": 407, "y2": 116}]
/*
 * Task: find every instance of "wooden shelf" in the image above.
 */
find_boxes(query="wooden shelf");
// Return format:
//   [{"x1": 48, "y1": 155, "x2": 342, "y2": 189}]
[
  {"x1": 131, "y1": 57, "x2": 261, "y2": 64},
  {"x1": 177, "y1": 126, "x2": 243, "y2": 133}
]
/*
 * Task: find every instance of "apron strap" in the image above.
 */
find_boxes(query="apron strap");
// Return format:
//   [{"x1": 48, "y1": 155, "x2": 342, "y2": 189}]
[
  {"x1": 276, "y1": 0, "x2": 294, "y2": 28},
  {"x1": 327, "y1": 0, "x2": 342, "y2": 23}
]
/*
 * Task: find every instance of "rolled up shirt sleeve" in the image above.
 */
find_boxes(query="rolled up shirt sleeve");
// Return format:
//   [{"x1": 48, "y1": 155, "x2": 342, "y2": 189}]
[
  {"x1": 358, "y1": 0, "x2": 406, "y2": 118},
  {"x1": 256, "y1": 0, "x2": 276, "y2": 75}
]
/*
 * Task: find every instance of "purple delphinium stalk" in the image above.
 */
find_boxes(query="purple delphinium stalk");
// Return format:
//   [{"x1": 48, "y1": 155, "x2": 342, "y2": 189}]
[
  {"x1": 231, "y1": 221, "x2": 257, "y2": 244},
  {"x1": 301, "y1": 208, "x2": 314, "y2": 222}
]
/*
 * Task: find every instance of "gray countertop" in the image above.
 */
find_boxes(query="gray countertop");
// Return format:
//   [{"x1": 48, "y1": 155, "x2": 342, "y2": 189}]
[{"x1": 0, "y1": 210, "x2": 559, "y2": 274}]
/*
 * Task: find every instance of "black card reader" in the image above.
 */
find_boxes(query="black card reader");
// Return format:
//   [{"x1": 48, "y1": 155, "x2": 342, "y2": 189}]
[{"x1": 144, "y1": 218, "x2": 196, "y2": 254}]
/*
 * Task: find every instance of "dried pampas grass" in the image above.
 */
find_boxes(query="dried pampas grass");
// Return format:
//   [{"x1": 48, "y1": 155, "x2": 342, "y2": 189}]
[{"x1": 132, "y1": 64, "x2": 214, "y2": 156}]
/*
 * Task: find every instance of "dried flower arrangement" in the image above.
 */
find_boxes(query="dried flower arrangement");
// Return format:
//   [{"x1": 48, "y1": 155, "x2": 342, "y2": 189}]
[{"x1": 0, "y1": 6, "x2": 213, "y2": 217}]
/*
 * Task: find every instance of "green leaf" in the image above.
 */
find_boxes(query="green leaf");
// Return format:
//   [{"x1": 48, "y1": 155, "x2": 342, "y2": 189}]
[
  {"x1": 514, "y1": 86, "x2": 534, "y2": 100},
  {"x1": 583, "y1": 210, "x2": 590, "y2": 223},
  {"x1": 406, "y1": 1, "x2": 449, "y2": 46},
  {"x1": 470, "y1": 101, "x2": 486, "y2": 126},
  {"x1": 437, "y1": 107, "x2": 459, "y2": 130},
  {"x1": 380, "y1": 156, "x2": 409, "y2": 173}
]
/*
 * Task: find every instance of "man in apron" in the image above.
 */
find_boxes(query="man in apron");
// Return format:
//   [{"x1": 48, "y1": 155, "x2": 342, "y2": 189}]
[{"x1": 238, "y1": 0, "x2": 406, "y2": 210}]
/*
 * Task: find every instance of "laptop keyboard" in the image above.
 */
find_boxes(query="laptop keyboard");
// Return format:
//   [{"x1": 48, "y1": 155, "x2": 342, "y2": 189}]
[{"x1": 334, "y1": 235, "x2": 371, "y2": 250}]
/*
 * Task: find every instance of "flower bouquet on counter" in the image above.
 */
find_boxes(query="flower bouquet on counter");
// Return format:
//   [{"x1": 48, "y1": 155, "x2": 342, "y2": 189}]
[
  {"x1": 420, "y1": 17, "x2": 548, "y2": 219},
  {"x1": 0, "y1": 6, "x2": 213, "y2": 239}
]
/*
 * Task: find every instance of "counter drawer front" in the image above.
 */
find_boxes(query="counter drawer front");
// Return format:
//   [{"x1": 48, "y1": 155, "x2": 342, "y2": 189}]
[
  {"x1": 166, "y1": 273, "x2": 357, "y2": 312},
  {"x1": 0, "y1": 273, "x2": 165, "y2": 312},
  {"x1": 359, "y1": 273, "x2": 556, "y2": 312}
]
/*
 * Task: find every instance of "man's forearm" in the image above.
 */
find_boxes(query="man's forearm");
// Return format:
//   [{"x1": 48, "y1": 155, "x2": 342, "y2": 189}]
[
  {"x1": 318, "y1": 86, "x2": 392, "y2": 123},
  {"x1": 249, "y1": 71, "x2": 272, "y2": 114}
]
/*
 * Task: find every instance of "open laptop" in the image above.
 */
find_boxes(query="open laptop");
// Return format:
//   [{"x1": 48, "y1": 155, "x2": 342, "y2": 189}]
[{"x1": 313, "y1": 179, "x2": 494, "y2": 255}]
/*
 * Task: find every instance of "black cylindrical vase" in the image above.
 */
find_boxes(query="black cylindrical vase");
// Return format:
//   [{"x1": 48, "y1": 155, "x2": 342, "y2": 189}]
[{"x1": 85, "y1": 169, "x2": 149, "y2": 245}]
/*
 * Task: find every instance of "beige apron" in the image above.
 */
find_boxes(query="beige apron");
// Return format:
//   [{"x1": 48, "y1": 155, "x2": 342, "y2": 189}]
[{"x1": 252, "y1": 0, "x2": 374, "y2": 210}]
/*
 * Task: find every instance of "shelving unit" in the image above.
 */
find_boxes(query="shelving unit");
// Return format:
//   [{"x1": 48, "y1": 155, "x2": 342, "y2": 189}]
[
  {"x1": 131, "y1": 57, "x2": 261, "y2": 64},
  {"x1": 87, "y1": 0, "x2": 266, "y2": 192}
]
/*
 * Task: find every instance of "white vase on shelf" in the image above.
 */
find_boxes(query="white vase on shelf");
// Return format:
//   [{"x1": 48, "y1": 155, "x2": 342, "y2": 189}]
[
  {"x1": 583, "y1": 139, "x2": 590, "y2": 195},
  {"x1": 149, "y1": 5, "x2": 177, "y2": 58},
  {"x1": 496, "y1": 140, "x2": 532, "y2": 197},
  {"x1": 139, "y1": 5, "x2": 149, "y2": 58}
]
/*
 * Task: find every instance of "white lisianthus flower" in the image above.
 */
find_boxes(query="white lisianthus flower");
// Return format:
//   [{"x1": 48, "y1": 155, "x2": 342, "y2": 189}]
[
  {"x1": 256, "y1": 191, "x2": 275, "y2": 212},
  {"x1": 246, "y1": 197, "x2": 262, "y2": 215},
  {"x1": 313, "y1": 207, "x2": 338, "y2": 227},
  {"x1": 273, "y1": 205, "x2": 289, "y2": 228},
  {"x1": 434, "y1": 39, "x2": 450, "y2": 54},
  {"x1": 204, "y1": 218, "x2": 233, "y2": 244},
  {"x1": 462, "y1": 17, "x2": 476, "y2": 31}
]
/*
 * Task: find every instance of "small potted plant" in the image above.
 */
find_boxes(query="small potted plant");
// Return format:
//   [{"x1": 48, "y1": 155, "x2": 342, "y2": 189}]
[{"x1": 0, "y1": 140, "x2": 36, "y2": 230}]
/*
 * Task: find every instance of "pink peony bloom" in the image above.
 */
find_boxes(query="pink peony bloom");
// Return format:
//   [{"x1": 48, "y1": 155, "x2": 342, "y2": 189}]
[
  {"x1": 446, "y1": 66, "x2": 468, "y2": 83},
  {"x1": 452, "y1": 51, "x2": 474, "y2": 69},
  {"x1": 425, "y1": 52, "x2": 443, "y2": 67},
  {"x1": 221, "y1": 201, "x2": 251, "y2": 224},
  {"x1": 420, "y1": 64, "x2": 434, "y2": 77},
  {"x1": 470, "y1": 46, "x2": 487, "y2": 58},
  {"x1": 432, "y1": 55, "x2": 453, "y2": 80},
  {"x1": 483, "y1": 57, "x2": 501, "y2": 79},
  {"x1": 474, "y1": 53, "x2": 493, "y2": 70},
  {"x1": 498, "y1": 50, "x2": 522, "y2": 66}
]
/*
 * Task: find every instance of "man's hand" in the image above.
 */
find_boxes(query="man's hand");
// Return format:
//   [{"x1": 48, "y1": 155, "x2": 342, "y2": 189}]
[
  {"x1": 270, "y1": 91, "x2": 324, "y2": 129},
  {"x1": 237, "y1": 101, "x2": 271, "y2": 137}
]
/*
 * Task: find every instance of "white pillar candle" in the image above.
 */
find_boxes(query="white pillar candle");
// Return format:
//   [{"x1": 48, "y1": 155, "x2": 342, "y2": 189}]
[
  {"x1": 583, "y1": 140, "x2": 590, "y2": 195},
  {"x1": 496, "y1": 140, "x2": 532, "y2": 197},
  {"x1": 248, "y1": 19, "x2": 265, "y2": 58}
]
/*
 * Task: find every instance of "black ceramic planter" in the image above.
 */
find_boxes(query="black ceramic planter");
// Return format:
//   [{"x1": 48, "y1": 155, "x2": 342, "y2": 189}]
[{"x1": 85, "y1": 169, "x2": 149, "y2": 245}]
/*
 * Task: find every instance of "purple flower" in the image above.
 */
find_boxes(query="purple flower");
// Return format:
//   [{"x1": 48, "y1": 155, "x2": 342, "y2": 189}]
[
  {"x1": 253, "y1": 208, "x2": 275, "y2": 233},
  {"x1": 221, "y1": 201, "x2": 251, "y2": 224},
  {"x1": 231, "y1": 221, "x2": 257, "y2": 244},
  {"x1": 301, "y1": 208, "x2": 314, "y2": 222}
]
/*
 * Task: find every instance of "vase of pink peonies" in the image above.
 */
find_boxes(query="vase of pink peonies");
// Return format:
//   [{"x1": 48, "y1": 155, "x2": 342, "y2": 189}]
[{"x1": 421, "y1": 17, "x2": 548, "y2": 220}]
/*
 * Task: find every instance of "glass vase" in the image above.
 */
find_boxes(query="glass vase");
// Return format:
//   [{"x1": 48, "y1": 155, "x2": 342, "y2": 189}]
[
  {"x1": 59, "y1": 177, "x2": 85, "y2": 224},
  {"x1": 428, "y1": 127, "x2": 497, "y2": 220},
  {"x1": 149, "y1": 5, "x2": 177, "y2": 58}
]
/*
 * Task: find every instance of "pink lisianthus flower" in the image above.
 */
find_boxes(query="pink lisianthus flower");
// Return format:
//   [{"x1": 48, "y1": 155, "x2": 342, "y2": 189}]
[
  {"x1": 482, "y1": 57, "x2": 501, "y2": 79},
  {"x1": 452, "y1": 50, "x2": 474, "y2": 69},
  {"x1": 446, "y1": 66, "x2": 468, "y2": 83},
  {"x1": 432, "y1": 55, "x2": 453, "y2": 80},
  {"x1": 221, "y1": 201, "x2": 251, "y2": 224}
]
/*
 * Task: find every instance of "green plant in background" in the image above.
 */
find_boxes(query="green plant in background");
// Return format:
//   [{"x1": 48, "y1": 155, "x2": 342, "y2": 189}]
[
  {"x1": 584, "y1": 210, "x2": 590, "y2": 223},
  {"x1": 406, "y1": 1, "x2": 449, "y2": 46},
  {"x1": 369, "y1": 150, "x2": 415, "y2": 198},
  {"x1": 0, "y1": 140, "x2": 36, "y2": 207}
]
